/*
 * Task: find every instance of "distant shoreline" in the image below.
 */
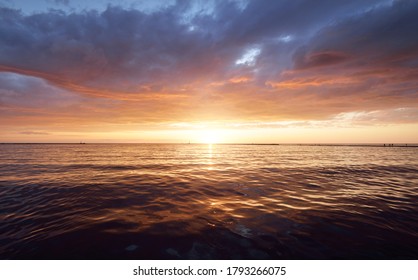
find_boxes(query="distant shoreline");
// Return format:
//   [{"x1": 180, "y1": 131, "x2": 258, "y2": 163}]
[{"x1": 1, "y1": 143, "x2": 418, "y2": 147}]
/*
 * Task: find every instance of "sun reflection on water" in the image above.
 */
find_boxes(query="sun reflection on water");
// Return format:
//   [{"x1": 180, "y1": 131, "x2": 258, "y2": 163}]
[{"x1": 206, "y1": 144, "x2": 214, "y2": 170}]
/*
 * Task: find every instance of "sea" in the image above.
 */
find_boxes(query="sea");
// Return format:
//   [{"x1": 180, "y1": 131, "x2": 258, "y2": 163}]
[{"x1": 0, "y1": 143, "x2": 417, "y2": 259}]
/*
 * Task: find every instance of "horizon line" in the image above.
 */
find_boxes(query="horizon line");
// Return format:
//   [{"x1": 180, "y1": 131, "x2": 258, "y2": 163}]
[{"x1": 1, "y1": 142, "x2": 418, "y2": 147}]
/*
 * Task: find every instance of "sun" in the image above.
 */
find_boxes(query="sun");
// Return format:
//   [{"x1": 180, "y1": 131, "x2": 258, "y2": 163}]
[{"x1": 198, "y1": 129, "x2": 222, "y2": 144}]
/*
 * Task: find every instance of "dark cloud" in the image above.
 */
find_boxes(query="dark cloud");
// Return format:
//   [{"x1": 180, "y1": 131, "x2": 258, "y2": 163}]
[
  {"x1": 0, "y1": 0, "x2": 386, "y2": 91},
  {"x1": 292, "y1": 0, "x2": 418, "y2": 69},
  {"x1": 0, "y1": 4, "x2": 234, "y2": 92},
  {"x1": 0, "y1": 72, "x2": 82, "y2": 108},
  {"x1": 294, "y1": 51, "x2": 350, "y2": 69},
  {"x1": 219, "y1": 0, "x2": 384, "y2": 44}
]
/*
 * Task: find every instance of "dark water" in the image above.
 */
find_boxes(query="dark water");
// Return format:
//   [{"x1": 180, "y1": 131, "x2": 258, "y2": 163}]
[{"x1": 1, "y1": 143, "x2": 417, "y2": 259}]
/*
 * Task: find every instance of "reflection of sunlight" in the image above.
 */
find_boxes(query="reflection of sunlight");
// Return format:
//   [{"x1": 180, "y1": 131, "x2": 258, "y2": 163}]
[
  {"x1": 201, "y1": 197, "x2": 266, "y2": 219},
  {"x1": 206, "y1": 144, "x2": 213, "y2": 170}
]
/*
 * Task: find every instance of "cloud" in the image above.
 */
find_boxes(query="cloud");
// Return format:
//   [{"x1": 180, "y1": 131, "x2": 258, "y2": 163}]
[
  {"x1": 272, "y1": 0, "x2": 418, "y2": 118},
  {"x1": 0, "y1": 72, "x2": 83, "y2": 108},
  {"x1": 0, "y1": 72, "x2": 123, "y2": 128},
  {"x1": 0, "y1": 4, "x2": 236, "y2": 93},
  {"x1": 0, "y1": 1, "x2": 386, "y2": 91},
  {"x1": 19, "y1": 131, "x2": 50, "y2": 135},
  {"x1": 0, "y1": 0, "x2": 418, "y2": 128},
  {"x1": 293, "y1": 51, "x2": 351, "y2": 69},
  {"x1": 290, "y1": 0, "x2": 418, "y2": 73}
]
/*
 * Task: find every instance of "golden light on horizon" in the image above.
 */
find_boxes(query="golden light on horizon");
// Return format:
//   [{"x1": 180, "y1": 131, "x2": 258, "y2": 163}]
[
  {"x1": 2, "y1": 122, "x2": 418, "y2": 144},
  {"x1": 197, "y1": 129, "x2": 224, "y2": 144}
]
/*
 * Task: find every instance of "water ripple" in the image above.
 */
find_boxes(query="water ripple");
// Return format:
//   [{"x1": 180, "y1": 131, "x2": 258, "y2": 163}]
[{"x1": 0, "y1": 144, "x2": 417, "y2": 259}]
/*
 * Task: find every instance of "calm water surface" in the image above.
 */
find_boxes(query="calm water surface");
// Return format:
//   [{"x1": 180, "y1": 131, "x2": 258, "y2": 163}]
[{"x1": 0, "y1": 144, "x2": 417, "y2": 259}]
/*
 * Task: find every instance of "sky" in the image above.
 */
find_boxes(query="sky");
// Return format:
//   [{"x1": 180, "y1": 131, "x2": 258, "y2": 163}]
[{"x1": 1, "y1": 0, "x2": 418, "y2": 143}]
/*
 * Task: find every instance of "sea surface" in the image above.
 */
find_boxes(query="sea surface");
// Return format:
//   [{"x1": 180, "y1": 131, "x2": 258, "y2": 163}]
[{"x1": 0, "y1": 143, "x2": 417, "y2": 259}]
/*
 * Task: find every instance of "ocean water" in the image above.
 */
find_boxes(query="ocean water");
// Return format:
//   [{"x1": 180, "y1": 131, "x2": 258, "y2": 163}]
[{"x1": 0, "y1": 143, "x2": 417, "y2": 259}]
